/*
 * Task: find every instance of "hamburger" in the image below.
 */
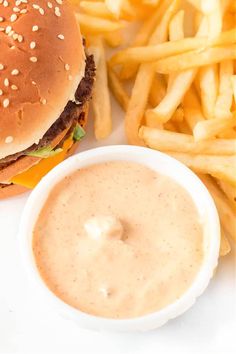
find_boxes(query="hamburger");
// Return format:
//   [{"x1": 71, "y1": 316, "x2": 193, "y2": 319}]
[{"x1": 0, "y1": 0, "x2": 95, "y2": 199}]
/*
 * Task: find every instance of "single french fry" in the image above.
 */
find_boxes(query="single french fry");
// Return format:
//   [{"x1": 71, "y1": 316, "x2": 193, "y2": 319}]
[
  {"x1": 89, "y1": 38, "x2": 112, "y2": 140},
  {"x1": 215, "y1": 60, "x2": 234, "y2": 119},
  {"x1": 183, "y1": 87, "x2": 205, "y2": 131},
  {"x1": 220, "y1": 227, "x2": 231, "y2": 256},
  {"x1": 154, "y1": 46, "x2": 236, "y2": 74},
  {"x1": 139, "y1": 126, "x2": 236, "y2": 155},
  {"x1": 76, "y1": 13, "x2": 125, "y2": 34},
  {"x1": 199, "y1": 174, "x2": 236, "y2": 241},
  {"x1": 193, "y1": 114, "x2": 236, "y2": 141},
  {"x1": 199, "y1": 64, "x2": 219, "y2": 119},
  {"x1": 167, "y1": 10, "x2": 185, "y2": 90},
  {"x1": 168, "y1": 152, "x2": 236, "y2": 186},
  {"x1": 107, "y1": 65, "x2": 130, "y2": 111},
  {"x1": 125, "y1": 0, "x2": 180, "y2": 145}
]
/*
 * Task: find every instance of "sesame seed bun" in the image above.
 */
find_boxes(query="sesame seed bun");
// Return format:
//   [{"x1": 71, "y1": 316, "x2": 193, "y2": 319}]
[
  {"x1": 0, "y1": 0, "x2": 85, "y2": 160},
  {"x1": 0, "y1": 100, "x2": 89, "y2": 199}
]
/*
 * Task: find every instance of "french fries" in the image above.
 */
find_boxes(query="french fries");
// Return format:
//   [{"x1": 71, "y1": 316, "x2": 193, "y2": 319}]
[
  {"x1": 125, "y1": 0, "x2": 180, "y2": 145},
  {"x1": 75, "y1": 0, "x2": 236, "y2": 256},
  {"x1": 89, "y1": 37, "x2": 112, "y2": 140}
]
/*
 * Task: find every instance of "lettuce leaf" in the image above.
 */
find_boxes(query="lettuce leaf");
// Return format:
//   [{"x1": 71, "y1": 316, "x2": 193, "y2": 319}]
[
  {"x1": 73, "y1": 124, "x2": 86, "y2": 141},
  {"x1": 27, "y1": 146, "x2": 63, "y2": 158}
]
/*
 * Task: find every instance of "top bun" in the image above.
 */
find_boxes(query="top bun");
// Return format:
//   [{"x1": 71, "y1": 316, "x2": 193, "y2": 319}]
[{"x1": 0, "y1": 0, "x2": 85, "y2": 159}]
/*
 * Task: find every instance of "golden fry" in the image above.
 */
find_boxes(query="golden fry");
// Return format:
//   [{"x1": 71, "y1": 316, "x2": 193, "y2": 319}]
[
  {"x1": 89, "y1": 38, "x2": 112, "y2": 140},
  {"x1": 154, "y1": 46, "x2": 236, "y2": 74},
  {"x1": 215, "y1": 60, "x2": 234, "y2": 119},
  {"x1": 139, "y1": 126, "x2": 236, "y2": 155}
]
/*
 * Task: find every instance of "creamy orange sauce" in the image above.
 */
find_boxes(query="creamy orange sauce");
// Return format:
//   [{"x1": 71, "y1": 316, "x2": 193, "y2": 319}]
[{"x1": 33, "y1": 161, "x2": 204, "y2": 319}]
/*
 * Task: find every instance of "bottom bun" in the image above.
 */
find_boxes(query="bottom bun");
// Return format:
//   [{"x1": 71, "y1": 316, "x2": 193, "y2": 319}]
[
  {"x1": 0, "y1": 184, "x2": 29, "y2": 200},
  {"x1": 0, "y1": 103, "x2": 89, "y2": 200}
]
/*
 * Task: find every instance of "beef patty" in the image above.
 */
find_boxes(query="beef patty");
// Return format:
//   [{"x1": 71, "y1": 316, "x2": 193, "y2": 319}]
[{"x1": 0, "y1": 54, "x2": 95, "y2": 169}]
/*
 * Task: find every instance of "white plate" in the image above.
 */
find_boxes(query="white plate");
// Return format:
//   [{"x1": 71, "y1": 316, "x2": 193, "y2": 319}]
[{"x1": 0, "y1": 94, "x2": 236, "y2": 354}]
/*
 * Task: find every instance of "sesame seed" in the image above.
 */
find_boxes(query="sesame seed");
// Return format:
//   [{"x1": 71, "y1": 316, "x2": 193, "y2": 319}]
[
  {"x1": 5, "y1": 26, "x2": 12, "y2": 34},
  {"x1": 5, "y1": 136, "x2": 13, "y2": 143},
  {"x1": 0, "y1": 17, "x2": 4, "y2": 22},
  {"x1": 3, "y1": 99, "x2": 10, "y2": 108},
  {"x1": 0, "y1": 27, "x2": 5, "y2": 32},
  {"x1": 3, "y1": 0, "x2": 8, "y2": 7},
  {"x1": 8, "y1": 30, "x2": 15, "y2": 36},
  {"x1": 55, "y1": 7, "x2": 61, "y2": 17},
  {"x1": 30, "y1": 56, "x2": 38, "y2": 62},
  {"x1": 11, "y1": 85, "x2": 18, "y2": 90},
  {"x1": 11, "y1": 46, "x2": 16, "y2": 50},
  {"x1": 65, "y1": 64, "x2": 70, "y2": 71},
  {"x1": 21, "y1": 0, "x2": 28, "y2": 3},
  {"x1": 20, "y1": 9, "x2": 27, "y2": 14},
  {"x1": 40, "y1": 98, "x2": 47, "y2": 105},
  {"x1": 4, "y1": 78, "x2": 9, "y2": 87},
  {"x1": 18, "y1": 35, "x2": 23, "y2": 42},
  {"x1": 30, "y1": 41, "x2": 36, "y2": 49},
  {"x1": 0, "y1": 64, "x2": 4, "y2": 70},
  {"x1": 13, "y1": 7, "x2": 20, "y2": 12},
  {"x1": 47, "y1": 2, "x2": 52, "y2": 8},
  {"x1": 56, "y1": 0, "x2": 63, "y2": 4},
  {"x1": 39, "y1": 8, "x2": 45, "y2": 15},
  {"x1": 68, "y1": 75, "x2": 72, "y2": 81},
  {"x1": 33, "y1": 4, "x2": 40, "y2": 9},
  {"x1": 32, "y1": 81, "x2": 36, "y2": 85},
  {"x1": 0, "y1": 90, "x2": 3, "y2": 95},
  {"x1": 13, "y1": 33, "x2": 18, "y2": 40},
  {"x1": 57, "y1": 34, "x2": 64, "y2": 40},
  {"x1": 32, "y1": 25, "x2": 39, "y2": 32},
  {"x1": 15, "y1": 0, "x2": 21, "y2": 6},
  {"x1": 11, "y1": 69, "x2": 19, "y2": 76},
  {"x1": 10, "y1": 14, "x2": 17, "y2": 22}
]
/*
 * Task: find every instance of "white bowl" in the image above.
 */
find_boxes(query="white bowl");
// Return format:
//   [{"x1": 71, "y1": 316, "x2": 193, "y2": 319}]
[{"x1": 18, "y1": 145, "x2": 220, "y2": 332}]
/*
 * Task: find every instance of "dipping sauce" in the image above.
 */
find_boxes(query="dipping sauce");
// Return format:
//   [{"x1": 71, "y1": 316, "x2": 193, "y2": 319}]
[{"x1": 33, "y1": 161, "x2": 204, "y2": 319}]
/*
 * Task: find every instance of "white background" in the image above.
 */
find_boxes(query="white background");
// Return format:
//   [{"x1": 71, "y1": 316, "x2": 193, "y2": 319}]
[{"x1": 0, "y1": 91, "x2": 236, "y2": 354}]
